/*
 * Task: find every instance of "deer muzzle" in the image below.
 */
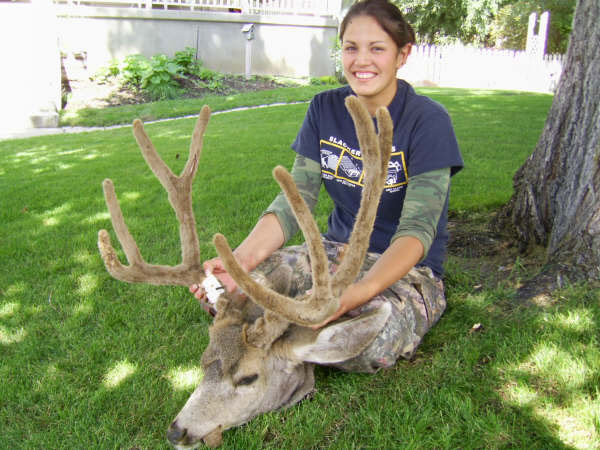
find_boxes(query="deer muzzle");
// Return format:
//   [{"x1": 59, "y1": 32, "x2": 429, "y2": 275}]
[{"x1": 167, "y1": 421, "x2": 223, "y2": 449}]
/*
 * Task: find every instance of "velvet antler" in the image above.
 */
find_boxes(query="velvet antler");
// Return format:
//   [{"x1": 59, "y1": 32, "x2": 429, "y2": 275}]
[
  {"x1": 98, "y1": 106, "x2": 210, "y2": 286},
  {"x1": 214, "y1": 97, "x2": 393, "y2": 326}
]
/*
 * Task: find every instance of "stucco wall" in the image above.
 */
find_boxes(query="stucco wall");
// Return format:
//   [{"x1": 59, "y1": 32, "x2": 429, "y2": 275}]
[
  {"x1": 1, "y1": 4, "x2": 337, "y2": 134},
  {"x1": 56, "y1": 7, "x2": 339, "y2": 78},
  {"x1": 0, "y1": 3, "x2": 61, "y2": 133}
]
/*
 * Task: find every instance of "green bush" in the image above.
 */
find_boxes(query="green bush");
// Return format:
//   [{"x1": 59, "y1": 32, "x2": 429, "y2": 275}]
[
  {"x1": 141, "y1": 54, "x2": 183, "y2": 100},
  {"x1": 95, "y1": 49, "x2": 208, "y2": 100},
  {"x1": 173, "y1": 46, "x2": 201, "y2": 77},
  {"x1": 121, "y1": 54, "x2": 150, "y2": 88},
  {"x1": 195, "y1": 67, "x2": 225, "y2": 92}
]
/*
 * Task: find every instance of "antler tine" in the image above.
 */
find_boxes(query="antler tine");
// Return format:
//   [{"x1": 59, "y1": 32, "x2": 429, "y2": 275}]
[
  {"x1": 213, "y1": 98, "x2": 391, "y2": 327},
  {"x1": 273, "y1": 165, "x2": 332, "y2": 294},
  {"x1": 213, "y1": 227, "x2": 336, "y2": 328},
  {"x1": 212, "y1": 163, "x2": 335, "y2": 328},
  {"x1": 375, "y1": 107, "x2": 393, "y2": 173},
  {"x1": 331, "y1": 97, "x2": 393, "y2": 295},
  {"x1": 98, "y1": 108, "x2": 210, "y2": 287},
  {"x1": 212, "y1": 160, "x2": 339, "y2": 326}
]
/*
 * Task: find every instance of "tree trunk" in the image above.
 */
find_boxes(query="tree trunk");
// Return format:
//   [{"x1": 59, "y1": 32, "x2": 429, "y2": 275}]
[{"x1": 492, "y1": 0, "x2": 600, "y2": 281}]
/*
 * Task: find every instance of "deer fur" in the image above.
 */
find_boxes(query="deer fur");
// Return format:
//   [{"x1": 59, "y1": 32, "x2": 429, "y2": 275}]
[
  {"x1": 97, "y1": 97, "x2": 395, "y2": 448},
  {"x1": 168, "y1": 294, "x2": 391, "y2": 448}
]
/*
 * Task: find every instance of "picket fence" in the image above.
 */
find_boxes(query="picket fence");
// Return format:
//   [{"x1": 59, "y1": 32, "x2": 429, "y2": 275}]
[{"x1": 400, "y1": 44, "x2": 564, "y2": 93}]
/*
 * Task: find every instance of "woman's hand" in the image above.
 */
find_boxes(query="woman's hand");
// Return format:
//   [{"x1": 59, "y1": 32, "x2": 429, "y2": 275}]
[
  {"x1": 189, "y1": 256, "x2": 247, "y2": 301},
  {"x1": 312, "y1": 236, "x2": 425, "y2": 329},
  {"x1": 311, "y1": 281, "x2": 373, "y2": 329},
  {"x1": 189, "y1": 257, "x2": 247, "y2": 315},
  {"x1": 202, "y1": 257, "x2": 242, "y2": 294},
  {"x1": 189, "y1": 213, "x2": 286, "y2": 303}
]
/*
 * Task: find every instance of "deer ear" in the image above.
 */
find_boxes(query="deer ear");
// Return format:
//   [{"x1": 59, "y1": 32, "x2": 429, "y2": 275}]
[{"x1": 292, "y1": 302, "x2": 391, "y2": 364}]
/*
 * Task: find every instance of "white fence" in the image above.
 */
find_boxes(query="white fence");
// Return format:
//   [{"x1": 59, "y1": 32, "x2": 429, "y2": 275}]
[
  {"x1": 50, "y1": 0, "x2": 341, "y2": 17},
  {"x1": 400, "y1": 44, "x2": 565, "y2": 93}
]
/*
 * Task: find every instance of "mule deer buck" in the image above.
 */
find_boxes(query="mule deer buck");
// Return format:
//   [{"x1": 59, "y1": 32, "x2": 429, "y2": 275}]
[{"x1": 98, "y1": 96, "x2": 394, "y2": 448}]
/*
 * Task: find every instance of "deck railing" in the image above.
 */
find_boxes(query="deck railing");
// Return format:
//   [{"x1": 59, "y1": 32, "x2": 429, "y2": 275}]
[{"x1": 48, "y1": 0, "x2": 342, "y2": 17}]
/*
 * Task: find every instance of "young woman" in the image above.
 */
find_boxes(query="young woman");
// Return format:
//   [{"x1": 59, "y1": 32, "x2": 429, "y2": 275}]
[{"x1": 191, "y1": 0, "x2": 463, "y2": 369}]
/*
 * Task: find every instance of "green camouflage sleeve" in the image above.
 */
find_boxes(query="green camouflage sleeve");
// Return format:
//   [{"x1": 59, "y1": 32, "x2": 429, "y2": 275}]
[
  {"x1": 262, "y1": 155, "x2": 322, "y2": 243},
  {"x1": 392, "y1": 167, "x2": 450, "y2": 259}
]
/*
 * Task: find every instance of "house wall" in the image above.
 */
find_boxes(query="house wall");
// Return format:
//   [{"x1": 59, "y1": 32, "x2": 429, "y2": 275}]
[
  {"x1": 0, "y1": 3, "x2": 61, "y2": 133},
  {"x1": 56, "y1": 7, "x2": 339, "y2": 78},
  {"x1": 0, "y1": 3, "x2": 337, "y2": 134}
]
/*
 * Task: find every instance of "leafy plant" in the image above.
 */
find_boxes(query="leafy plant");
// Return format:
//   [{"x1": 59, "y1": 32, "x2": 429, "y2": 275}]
[
  {"x1": 84, "y1": 48, "x2": 252, "y2": 104},
  {"x1": 173, "y1": 46, "x2": 201, "y2": 77},
  {"x1": 196, "y1": 67, "x2": 226, "y2": 92},
  {"x1": 198, "y1": 67, "x2": 221, "y2": 82},
  {"x1": 141, "y1": 54, "x2": 183, "y2": 100},
  {"x1": 121, "y1": 54, "x2": 150, "y2": 88},
  {"x1": 93, "y1": 59, "x2": 121, "y2": 83}
]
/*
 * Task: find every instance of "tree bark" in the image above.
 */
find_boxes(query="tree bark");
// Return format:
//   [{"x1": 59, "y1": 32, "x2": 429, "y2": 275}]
[{"x1": 492, "y1": 0, "x2": 600, "y2": 281}]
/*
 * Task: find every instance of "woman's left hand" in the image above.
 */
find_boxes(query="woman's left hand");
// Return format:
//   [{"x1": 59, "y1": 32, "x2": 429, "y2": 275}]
[
  {"x1": 312, "y1": 236, "x2": 425, "y2": 330},
  {"x1": 311, "y1": 282, "x2": 372, "y2": 329}
]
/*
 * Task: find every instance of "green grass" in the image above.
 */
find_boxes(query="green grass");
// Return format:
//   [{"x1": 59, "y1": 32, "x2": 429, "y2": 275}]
[
  {"x1": 1, "y1": 88, "x2": 599, "y2": 449},
  {"x1": 59, "y1": 85, "x2": 332, "y2": 128},
  {"x1": 420, "y1": 88, "x2": 553, "y2": 213}
]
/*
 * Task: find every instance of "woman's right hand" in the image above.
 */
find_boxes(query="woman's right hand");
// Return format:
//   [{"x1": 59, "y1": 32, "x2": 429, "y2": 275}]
[
  {"x1": 188, "y1": 258, "x2": 238, "y2": 300},
  {"x1": 202, "y1": 257, "x2": 241, "y2": 294},
  {"x1": 190, "y1": 213, "x2": 285, "y2": 302}
]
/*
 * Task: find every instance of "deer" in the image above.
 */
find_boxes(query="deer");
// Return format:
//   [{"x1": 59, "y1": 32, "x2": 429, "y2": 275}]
[{"x1": 97, "y1": 96, "x2": 393, "y2": 448}]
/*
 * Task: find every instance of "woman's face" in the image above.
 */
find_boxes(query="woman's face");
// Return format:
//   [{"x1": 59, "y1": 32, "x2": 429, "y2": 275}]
[{"x1": 341, "y1": 15, "x2": 411, "y2": 111}]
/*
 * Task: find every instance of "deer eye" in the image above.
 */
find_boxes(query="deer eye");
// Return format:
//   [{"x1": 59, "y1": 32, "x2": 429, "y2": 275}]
[{"x1": 235, "y1": 374, "x2": 258, "y2": 387}]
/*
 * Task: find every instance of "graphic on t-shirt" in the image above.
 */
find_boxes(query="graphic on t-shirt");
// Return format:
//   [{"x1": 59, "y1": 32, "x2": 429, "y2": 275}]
[
  {"x1": 338, "y1": 154, "x2": 361, "y2": 179},
  {"x1": 386, "y1": 160, "x2": 403, "y2": 185},
  {"x1": 320, "y1": 139, "x2": 408, "y2": 191},
  {"x1": 320, "y1": 150, "x2": 339, "y2": 171}
]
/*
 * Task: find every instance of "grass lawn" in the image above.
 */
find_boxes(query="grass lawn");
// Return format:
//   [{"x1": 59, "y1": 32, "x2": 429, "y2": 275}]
[
  {"x1": 1, "y1": 87, "x2": 599, "y2": 449},
  {"x1": 59, "y1": 85, "x2": 333, "y2": 128}
]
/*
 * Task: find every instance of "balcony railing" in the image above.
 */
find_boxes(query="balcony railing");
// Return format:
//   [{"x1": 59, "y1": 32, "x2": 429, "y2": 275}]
[{"x1": 49, "y1": 0, "x2": 342, "y2": 17}]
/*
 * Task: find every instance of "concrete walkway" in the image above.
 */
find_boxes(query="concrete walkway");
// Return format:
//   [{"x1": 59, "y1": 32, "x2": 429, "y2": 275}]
[{"x1": 0, "y1": 102, "x2": 307, "y2": 142}]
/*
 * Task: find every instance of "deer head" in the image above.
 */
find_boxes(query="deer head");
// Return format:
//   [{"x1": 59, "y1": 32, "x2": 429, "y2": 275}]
[{"x1": 98, "y1": 97, "x2": 393, "y2": 448}]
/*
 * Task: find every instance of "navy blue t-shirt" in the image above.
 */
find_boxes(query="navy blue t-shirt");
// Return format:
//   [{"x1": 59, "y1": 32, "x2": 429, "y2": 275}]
[{"x1": 292, "y1": 80, "x2": 463, "y2": 277}]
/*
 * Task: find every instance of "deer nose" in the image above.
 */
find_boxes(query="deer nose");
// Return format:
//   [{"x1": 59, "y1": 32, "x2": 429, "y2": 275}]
[{"x1": 167, "y1": 422, "x2": 188, "y2": 444}]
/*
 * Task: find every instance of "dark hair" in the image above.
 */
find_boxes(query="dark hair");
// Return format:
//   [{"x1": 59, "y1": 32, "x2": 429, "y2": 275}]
[{"x1": 340, "y1": 0, "x2": 416, "y2": 49}]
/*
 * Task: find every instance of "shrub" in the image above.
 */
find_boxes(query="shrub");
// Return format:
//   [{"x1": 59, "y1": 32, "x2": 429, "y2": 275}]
[
  {"x1": 196, "y1": 68, "x2": 225, "y2": 92},
  {"x1": 121, "y1": 54, "x2": 150, "y2": 88},
  {"x1": 141, "y1": 54, "x2": 183, "y2": 100},
  {"x1": 173, "y1": 47, "x2": 201, "y2": 77}
]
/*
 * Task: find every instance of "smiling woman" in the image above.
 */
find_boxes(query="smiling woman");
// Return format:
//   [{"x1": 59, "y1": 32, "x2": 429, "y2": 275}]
[
  {"x1": 193, "y1": 0, "x2": 463, "y2": 343},
  {"x1": 339, "y1": 0, "x2": 415, "y2": 115}
]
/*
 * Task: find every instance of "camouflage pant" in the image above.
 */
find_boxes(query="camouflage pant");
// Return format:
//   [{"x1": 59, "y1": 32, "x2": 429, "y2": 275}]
[{"x1": 251, "y1": 239, "x2": 446, "y2": 373}]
